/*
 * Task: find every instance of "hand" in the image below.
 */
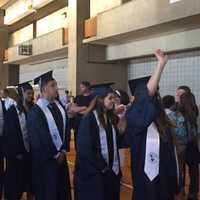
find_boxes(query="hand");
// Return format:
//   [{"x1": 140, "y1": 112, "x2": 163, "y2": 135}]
[
  {"x1": 154, "y1": 49, "x2": 168, "y2": 66},
  {"x1": 65, "y1": 103, "x2": 72, "y2": 111},
  {"x1": 115, "y1": 104, "x2": 126, "y2": 115},
  {"x1": 68, "y1": 104, "x2": 76, "y2": 114},
  {"x1": 56, "y1": 152, "x2": 66, "y2": 165},
  {"x1": 130, "y1": 96, "x2": 135, "y2": 103}
]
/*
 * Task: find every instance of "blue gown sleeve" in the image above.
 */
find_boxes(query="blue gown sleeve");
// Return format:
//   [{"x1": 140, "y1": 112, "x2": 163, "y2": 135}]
[
  {"x1": 126, "y1": 86, "x2": 159, "y2": 134},
  {"x1": 3, "y1": 107, "x2": 22, "y2": 158}
]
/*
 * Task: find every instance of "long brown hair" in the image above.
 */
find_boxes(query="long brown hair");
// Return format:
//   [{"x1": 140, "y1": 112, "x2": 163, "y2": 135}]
[
  {"x1": 86, "y1": 94, "x2": 118, "y2": 129},
  {"x1": 154, "y1": 93, "x2": 175, "y2": 135},
  {"x1": 179, "y1": 92, "x2": 198, "y2": 129}
]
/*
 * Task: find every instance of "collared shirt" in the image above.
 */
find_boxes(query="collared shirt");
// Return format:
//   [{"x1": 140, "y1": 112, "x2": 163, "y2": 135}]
[{"x1": 3, "y1": 97, "x2": 16, "y2": 110}]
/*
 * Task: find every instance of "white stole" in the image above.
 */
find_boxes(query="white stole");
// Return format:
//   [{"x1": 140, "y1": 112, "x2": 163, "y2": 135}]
[
  {"x1": 37, "y1": 98, "x2": 66, "y2": 151},
  {"x1": 0, "y1": 101, "x2": 4, "y2": 137},
  {"x1": 93, "y1": 110, "x2": 119, "y2": 175},
  {"x1": 144, "y1": 122, "x2": 160, "y2": 181},
  {"x1": 4, "y1": 97, "x2": 15, "y2": 110},
  {"x1": 15, "y1": 106, "x2": 30, "y2": 152}
]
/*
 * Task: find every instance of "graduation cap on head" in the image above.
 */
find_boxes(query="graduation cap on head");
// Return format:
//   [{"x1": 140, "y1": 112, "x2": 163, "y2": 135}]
[
  {"x1": 18, "y1": 81, "x2": 33, "y2": 92},
  {"x1": 115, "y1": 89, "x2": 130, "y2": 105},
  {"x1": 91, "y1": 82, "x2": 115, "y2": 97},
  {"x1": 34, "y1": 71, "x2": 54, "y2": 89},
  {"x1": 17, "y1": 81, "x2": 33, "y2": 96},
  {"x1": 128, "y1": 76, "x2": 151, "y2": 96}
]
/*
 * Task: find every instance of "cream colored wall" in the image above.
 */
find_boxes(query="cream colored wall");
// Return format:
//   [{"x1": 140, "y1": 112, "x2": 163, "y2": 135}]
[
  {"x1": 33, "y1": 28, "x2": 64, "y2": 55},
  {"x1": 7, "y1": 29, "x2": 64, "y2": 63},
  {"x1": 90, "y1": 0, "x2": 130, "y2": 17},
  {"x1": 8, "y1": 24, "x2": 33, "y2": 47},
  {"x1": 8, "y1": 6, "x2": 68, "y2": 47},
  {"x1": 106, "y1": 27, "x2": 200, "y2": 60},
  {"x1": 36, "y1": 7, "x2": 68, "y2": 37},
  {"x1": 87, "y1": 0, "x2": 200, "y2": 44},
  {"x1": 20, "y1": 58, "x2": 69, "y2": 93},
  {"x1": 32, "y1": 0, "x2": 54, "y2": 9},
  {"x1": 4, "y1": 0, "x2": 32, "y2": 25}
]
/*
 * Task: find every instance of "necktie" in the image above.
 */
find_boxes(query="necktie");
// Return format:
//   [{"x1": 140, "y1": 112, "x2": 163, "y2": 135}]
[{"x1": 48, "y1": 103, "x2": 64, "y2": 140}]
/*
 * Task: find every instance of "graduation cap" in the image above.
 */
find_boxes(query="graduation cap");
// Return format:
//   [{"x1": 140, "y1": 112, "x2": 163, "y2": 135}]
[
  {"x1": 17, "y1": 81, "x2": 33, "y2": 96},
  {"x1": 128, "y1": 76, "x2": 151, "y2": 96},
  {"x1": 34, "y1": 71, "x2": 54, "y2": 89},
  {"x1": 18, "y1": 81, "x2": 33, "y2": 92},
  {"x1": 91, "y1": 82, "x2": 115, "y2": 97},
  {"x1": 115, "y1": 89, "x2": 130, "y2": 105}
]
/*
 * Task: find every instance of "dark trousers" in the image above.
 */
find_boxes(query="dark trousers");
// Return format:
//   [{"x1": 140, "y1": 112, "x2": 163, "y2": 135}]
[
  {"x1": 185, "y1": 141, "x2": 199, "y2": 199},
  {"x1": 188, "y1": 164, "x2": 199, "y2": 199},
  {"x1": 4, "y1": 159, "x2": 24, "y2": 200},
  {"x1": 102, "y1": 170, "x2": 121, "y2": 200},
  {"x1": 34, "y1": 160, "x2": 71, "y2": 200}
]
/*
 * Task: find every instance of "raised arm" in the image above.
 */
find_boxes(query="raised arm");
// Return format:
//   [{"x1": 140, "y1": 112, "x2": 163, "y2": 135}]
[{"x1": 147, "y1": 49, "x2": 168, "y2": 96}]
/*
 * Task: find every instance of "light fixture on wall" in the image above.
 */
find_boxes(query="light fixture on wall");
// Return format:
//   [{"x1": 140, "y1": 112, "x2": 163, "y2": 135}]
[
  {"x1": 62, "y1": 12, "x2": 67, "y2": 19},
  {"x1": 27, "y1": 4, "x2": 37, "y2": 13}
]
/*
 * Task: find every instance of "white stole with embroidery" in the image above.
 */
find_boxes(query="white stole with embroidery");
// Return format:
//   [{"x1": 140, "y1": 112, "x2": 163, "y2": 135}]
[
  {"x1": 93, "y1": 110, "x2": 119, "y2": 175},
  {"x1": 37, "y1": 98, "x2": 66, "y2": 151},
  {"x1": 144, "y1": 122, "x2": 160, "y2": 181}
]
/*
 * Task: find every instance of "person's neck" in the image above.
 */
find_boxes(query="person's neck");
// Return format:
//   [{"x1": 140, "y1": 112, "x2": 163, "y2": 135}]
[
  {"x1": 83, "y1": 91, "x2": 91, "y2": 96},
  {"x1": 23, "y1": 101, "x2": 32, "y2": 112},
  {"x1": 42, "y1": 94, "x2": 55, "y2": 103}
]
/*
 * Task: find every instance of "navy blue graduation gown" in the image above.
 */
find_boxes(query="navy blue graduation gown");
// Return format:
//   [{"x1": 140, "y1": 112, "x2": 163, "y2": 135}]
[
  {"x1": 126, "y1": 87, "x2": 179, "y2": 200},
  {"x1": 73, "y1": 94, "x2": 94, "y2": 145},
  {"x1": 27, "y1": 102, "x2": 71, "y2": 200},
  {"x1": 74, "y1": 112, "x2": 121, "y2": 200},
  {"x1": 3, "y1": 105, "x2": 32, "y2": 200},
  {"x1": 0, "y1": 100, "x2": 6, "y2": 198}
]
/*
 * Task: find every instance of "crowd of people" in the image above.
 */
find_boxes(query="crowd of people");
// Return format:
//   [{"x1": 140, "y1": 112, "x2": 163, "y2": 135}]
[{"x1": 0, "y1": 49, "x2": 199, "y2": 200}]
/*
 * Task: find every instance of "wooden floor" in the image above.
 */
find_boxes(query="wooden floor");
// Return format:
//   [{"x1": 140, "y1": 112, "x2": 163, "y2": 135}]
[
  {"x1": 17, "y1": 134, "x2": 200, "y2": 200},
  {"x1": 67, "y1": 135, "x2": 200, "y2": 200},
  {"x1": 67, "y1": 138, "x2": 134, "y2": 200}
]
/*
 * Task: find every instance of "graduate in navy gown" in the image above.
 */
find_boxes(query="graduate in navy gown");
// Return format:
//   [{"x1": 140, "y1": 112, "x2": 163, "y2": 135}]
[
  {"x1": 74, "y1": 83, "x2": 123, "y2": 200},
  {"x1": 126, "y1": 49, "x2": 180, "y2": 200},
  {"x1": 3, "y1": 81, "x2": 34, "y2": 200},
  {"x1": 27, "y1": 71, "x2": 71, "y2": 200},
  {"x1": 0, "y1": 99, "x2": 6, "y2": 199}
]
